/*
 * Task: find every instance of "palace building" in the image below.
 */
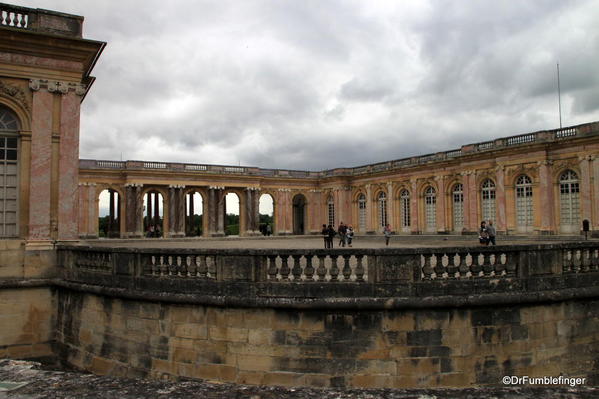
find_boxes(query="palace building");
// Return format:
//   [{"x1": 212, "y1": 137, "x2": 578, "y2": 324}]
[{"x1": 0, "y1": 3, "x2": 598, "y2": 246}]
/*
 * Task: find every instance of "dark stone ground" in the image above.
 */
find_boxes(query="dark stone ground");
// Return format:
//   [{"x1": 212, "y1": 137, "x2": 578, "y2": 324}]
[{"x1": 1, "y1": 360, "x2": 597, "y2": 399}]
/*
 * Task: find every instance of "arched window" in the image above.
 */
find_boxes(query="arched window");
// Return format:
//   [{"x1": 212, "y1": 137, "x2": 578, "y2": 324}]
[
  {"x1": 481, "y1": 179, "x2": 496, "y2": 222},
  {"x1": 452, "y1": 183, "x2": 464, "y2": 231},
  {"x1": 0, "y1": 106, "x2": 19, "y2": 237},
  {"x1": 327, "y1": 195, "x2": 335, "y2": 227},
  {"x1": 424, "y1": 186, "x2": 436, "y2": 232},
  {"x1": 515, "y1": 175, "x2": 533, "y2": 232},
  {"x1": 358, "y1": 193, "x2": 366, "y2": 231},
  {"x1": 400, "y1": 189, "x2": 410, "y2": 231},
  {"x1": 559, "y1": 170, "x2": 580, "y2": 232},
  {"x1": 378, "y1": 191, "x2": 387, "y2": 228}
]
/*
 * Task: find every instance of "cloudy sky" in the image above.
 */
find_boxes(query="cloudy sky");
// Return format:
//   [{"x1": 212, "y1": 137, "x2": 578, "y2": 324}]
[{"x1": 17, "y1": 0, "x2": 599, "y2": 171}]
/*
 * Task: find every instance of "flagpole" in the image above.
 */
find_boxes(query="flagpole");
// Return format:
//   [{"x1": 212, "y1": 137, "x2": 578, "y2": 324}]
[{"x1": 557, "y1": 63, "x2": 562, "y2": 128}]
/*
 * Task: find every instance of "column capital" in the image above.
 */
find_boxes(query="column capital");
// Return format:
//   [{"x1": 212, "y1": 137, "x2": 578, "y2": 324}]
[
  {"x1": 308, "y1": 189, "x2": 322, "y2": 193},
  {"x1": 124, "y1": 183, "x2": 143, "y2": 188},
  {"x1": 168, "y1": 184, "x2": 185, "y2": 189},
  {"x1": 209, "y1": 185, "x2": 225, "y2": 190},
  {"x1": 277, "y1": 188, "x2": 291, "y2": 192},
  {"x1": 578, "y1": 154, "x2": 593, "y2": 162},
  {"x1": 245, "y1": 186, "x2": 260, "y2": 191},
  {"x1": 29, "y1": 79, "x2": 86, "y2": 96}
]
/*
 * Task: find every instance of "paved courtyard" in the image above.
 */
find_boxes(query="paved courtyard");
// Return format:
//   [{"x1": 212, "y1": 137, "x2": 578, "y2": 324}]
[{"x1": 82, "y1": 235, "x2": 594, "y2": 249}]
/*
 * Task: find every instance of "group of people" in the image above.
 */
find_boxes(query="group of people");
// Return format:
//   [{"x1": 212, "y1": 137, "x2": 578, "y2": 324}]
[
  {"x1": 259, "y1": 223, "x2": 272, "y2": 236},
  {"x1": 321, "y1": 222, "x2": 355, "y2": 248},
  {"x1": 478, "y1": 220, "x2": 497, "y2": 245}
]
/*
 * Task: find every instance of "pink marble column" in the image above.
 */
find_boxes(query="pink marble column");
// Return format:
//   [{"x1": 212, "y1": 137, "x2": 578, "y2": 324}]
[
  {"x1": 365, "y1": 184, "x2": 374, "y2": 233},
  {"x1": 495, "y1": 166, "x2": 506, "y2": 233},
  {"x1": 386, "y1": 182, "x2": 395, "y2": 231},
  {"x1": 468, "y1": 172, "x2": 478, "y2": 231},
  {"x1": 461, "y1": 171, "x2": 471, "y2": 233},
  {"x1": 538, "y1": 161, "x2": 554, "y2": 233},
  {"x1": 77, "y1": 183, "x2": 86, "y2": 238},
  {"x1": 434, "y1": 176, "x2": 446, "y2": 233},
  {"x1": 28, "y1": 89, "x2": 53, "y2": 241},
  {"x1": 410, "y1": 179, "x2": 419, "y2": 234},
  {"x1": 592, "y1": 156, "x2": 599, "y2": 232},
  {"x1": 579, "y1": 155, "x2": 592, "y2": 226},
  {"x1": 57, "y1": 91, "x2": 81, "y2": 240}
]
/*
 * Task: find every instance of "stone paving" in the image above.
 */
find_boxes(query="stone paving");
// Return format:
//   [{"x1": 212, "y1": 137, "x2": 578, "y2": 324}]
[
  {"x1": 81, "y1": 235, "x2": 593, "y2": 249},
  {"x1": 0, "y1": 360, "x2": 596, "y2": 399}
]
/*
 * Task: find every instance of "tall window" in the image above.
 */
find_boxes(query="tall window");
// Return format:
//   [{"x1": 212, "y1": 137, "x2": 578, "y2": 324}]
[
  {"x1": 378, "y1": 191, "x2": 387, "y2": 227},
  {"x1": 481, "y1": 179, "x2": 496, "y2": 222},
  {"x1": 452, "y1": 183, "x2": 464, "y2": 231},
  {"x1": 515, "y1": 175, "x2": 533, "y2": 231},
  {"x1": 424, "y1": 186, "x2": 436, "y2": 232},
  {"x1": 358, "y1": 193, "x2": 366, "y2": 231},
  {"x1": 0, "y1": 106, "x2": 19, "y2": 237},
  {"x1": 559, "y1": 170, "x2": 580, "y2": 231},
  {"x1": 327, "y1": 195, "x2": 335, "y2": 226},
  {"x1": 400, "y1": 189, "x2": 410, "y2": 231}
]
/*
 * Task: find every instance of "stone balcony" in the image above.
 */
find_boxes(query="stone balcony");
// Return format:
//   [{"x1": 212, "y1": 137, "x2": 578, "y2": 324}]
[{"x1": 0, "y1": 2, "x2": 83, "y2": 38}]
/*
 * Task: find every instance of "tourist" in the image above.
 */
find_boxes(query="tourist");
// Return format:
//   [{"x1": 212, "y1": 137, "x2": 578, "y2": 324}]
[
  {"x1": 383, "y1": 224, "x2": 392, "y2": 246},
  {"x1": 486, "y1": 220, "x2": 496, "y2": 245},
  {"x1": 346, "y1": 225, "x2": 354, "y2": 247},
  {"x1": 266, "y1": 224, "x2": 272, "y2": 236},
  {"x1": 326, "y1": 224, "x2": 336, "y2": 249},
  {"x1": 146, "y1": 224, "x2": 154, "y2": 238},
  {"x1": 479, "y1": 221, "x2": 489, "y2": 245},
  {"x1": 338, "y1": 222, "x2": 347, "y2": 247},
  {"x1": 321, "y1": 224, "x2": 328, "y2": 248}
]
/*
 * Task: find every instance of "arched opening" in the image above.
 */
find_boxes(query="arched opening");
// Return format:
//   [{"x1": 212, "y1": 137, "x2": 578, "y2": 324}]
[
  {"x1": 515, "y1": 175, "x2": 533, "y2": 233},
  {"x1": 143, "y1": 190, "x2": 163, "y2": 238},
  {"x1": 400, "y1": 189, "x2": 410, "y2": 233},
  {"x1": 424, "y1": 186, "x2": 436, "y2": 233},
  {"x1": 357, "y1": 193, "x2": 366, "y2": 232},
  {"x1": 98, "y1": 189, "x2": 121, "y2": 238},
  {"x1": 186, "y1": 191, "x2": 203, "y2": 236},
  {"x1": 452, "y1": 183, "x2": 464, "y2": 232},
  {"x1": 481, "y1": 179, "x2": 496, "y2": 222},
  {"x1": 0, "y1": 105, "x2": 19, "y2": 237},
  {"x1": 293, "y1": 194, "x2": 307, "y2": 235},
  {"x1": 259, "y1": 193, "x2": 274, "y2": 236},
  {"x1": 559, "y1": 170, "x2": 580, "y2": 233},
  {"x1": 225, "y1": 192, "x2": 240, "y2": 236},
  {"x1": 378, "y1": 191, "x2": 387, "y2": 230}
]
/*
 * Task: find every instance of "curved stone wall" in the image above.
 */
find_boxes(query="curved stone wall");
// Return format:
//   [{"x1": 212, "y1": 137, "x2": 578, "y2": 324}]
[
  {"x1": 55, "y1": 290, "x2": 599, "y2": 388},
  {"x1": 53, "y1": 244, "x2": 599, "y2": 388}
]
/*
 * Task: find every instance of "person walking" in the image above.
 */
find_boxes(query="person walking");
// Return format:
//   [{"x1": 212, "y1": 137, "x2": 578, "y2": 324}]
[
  {"x1": 479, "y1": 221, "x2": 489, "y2": 245},
  {"x1": 321, "y1": 224, "x2": 328, "y2": 248},
  {"x1": 346, "y1": 225, "x2": 354, "y2": 247},
  {"x1": 383, "y1": 224, "x2": 392, "y2": 246},
  {"x1": 326, "y1": 224, "x2": 336, "y2": 249},
  {"x1": 486, "y1": 220, "x2": 496, "y2": 245},
  {"x1": 338, "y1": 222, "x2": 347, "y2": 247}
]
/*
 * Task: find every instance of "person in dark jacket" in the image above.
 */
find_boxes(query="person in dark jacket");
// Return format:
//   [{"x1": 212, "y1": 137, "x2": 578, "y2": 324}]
[{"x1": 326, "y1": 225, "x2": 336, "y2": 249}]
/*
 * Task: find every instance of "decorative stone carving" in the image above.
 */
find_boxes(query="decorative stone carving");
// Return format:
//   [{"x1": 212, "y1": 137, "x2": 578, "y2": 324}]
[
  {"x1": 0, "y1": 80, "x2": 31, "y2": 112},
  {"x1": 29, "y1": 79, "x2": 87, "y2": 96}
]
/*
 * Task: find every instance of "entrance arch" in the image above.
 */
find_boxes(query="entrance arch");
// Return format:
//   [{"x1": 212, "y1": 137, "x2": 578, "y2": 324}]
[
  {"x1": 185, "y1": 191, "x2": 203, "y2": 236},
  {"x1": 98, "y1": 188, "x2": 121, "y2": 238},
  {"x1": 259, "y1": 193, "x2": 275, "y2": 235},
  {"x1": 143, "y1": 190, "x2": 164, "y2": 237},
  {"x1": 225, "y1": 192, "x2": 240, "y2": 236},
  {"x1": 292, "y1": 194, "x2": 306, "y2": 235}
]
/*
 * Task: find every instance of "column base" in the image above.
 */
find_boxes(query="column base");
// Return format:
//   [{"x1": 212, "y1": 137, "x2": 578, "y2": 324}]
[
  {"x1": 277, "y1": 231, "x2": 293, "y2": 236},
  {"x1": 210, "y1": 232, "x2": 226, "y2": 237}
]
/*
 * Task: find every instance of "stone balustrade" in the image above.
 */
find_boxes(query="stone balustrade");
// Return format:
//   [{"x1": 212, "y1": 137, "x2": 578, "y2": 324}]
[
  {"x1": 79, "y1": 121, "x2": 599, "y2": 179},
  {"x1": 57, "y1": 242, "x2": 599, "y2": 308},
  {"x1": 0, "y1": 2, "x2": 83, "y2": 37}
]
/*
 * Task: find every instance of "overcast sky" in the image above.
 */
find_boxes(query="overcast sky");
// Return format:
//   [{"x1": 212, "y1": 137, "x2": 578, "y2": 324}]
[{"x1": 17, "y1": 0, "x2": 599, "y2": 171}]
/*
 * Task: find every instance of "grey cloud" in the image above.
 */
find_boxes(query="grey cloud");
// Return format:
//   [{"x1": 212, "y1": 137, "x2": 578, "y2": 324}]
[{"x1": 16, "y1": 0, "x2": 599, "y2": 171}]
